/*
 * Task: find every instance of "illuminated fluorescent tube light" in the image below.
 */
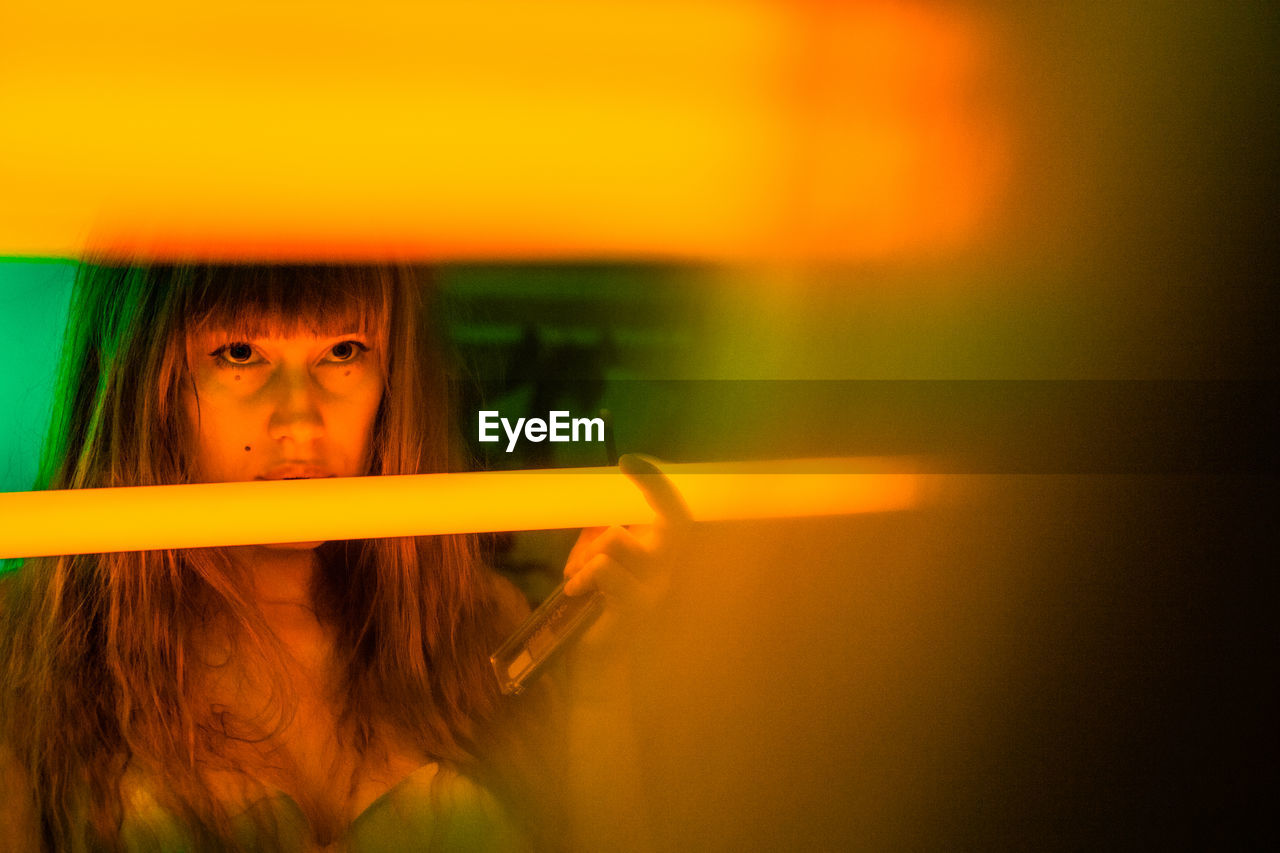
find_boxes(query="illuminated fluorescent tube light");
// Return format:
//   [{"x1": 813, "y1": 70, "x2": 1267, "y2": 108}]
[{"x1": 0, "y1": 459, "x2": 917, "y2": 559}]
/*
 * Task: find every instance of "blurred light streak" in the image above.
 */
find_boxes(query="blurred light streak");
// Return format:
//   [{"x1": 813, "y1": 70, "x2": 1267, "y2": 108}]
[
  {"x1": 0, "y1": 458, "x2": 918, "y2": 559},
  {"x1": 0, "y1": 1, "x2": 1003, "y2": 261}
]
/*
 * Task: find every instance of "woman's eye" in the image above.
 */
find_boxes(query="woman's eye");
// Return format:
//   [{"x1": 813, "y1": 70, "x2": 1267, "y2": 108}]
[
  {"x1": 328, "y1": 340, "x2": 369, "y2": 362},
  {"x1": 211, "y1": 342, "x2": 258, "y2": 367}
]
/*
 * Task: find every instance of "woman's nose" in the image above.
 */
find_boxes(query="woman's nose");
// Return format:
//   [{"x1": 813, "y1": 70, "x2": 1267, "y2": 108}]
[{"x1": 266, "y1": 367, "x2": 324, "y2": 444}]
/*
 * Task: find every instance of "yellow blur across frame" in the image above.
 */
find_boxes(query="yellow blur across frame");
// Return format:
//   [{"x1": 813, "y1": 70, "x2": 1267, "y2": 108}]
[
  {"x1": 0, "y1": 1, "x2": 1001, "y2": 261},
  {"x1": 0, "y1": 459, "x2": 918, "y2": 559}
]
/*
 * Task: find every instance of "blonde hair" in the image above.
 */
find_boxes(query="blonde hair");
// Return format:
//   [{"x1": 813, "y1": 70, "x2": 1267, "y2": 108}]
[{"x1": 0, "y1": 264, "x2": 527, "y2": 850}]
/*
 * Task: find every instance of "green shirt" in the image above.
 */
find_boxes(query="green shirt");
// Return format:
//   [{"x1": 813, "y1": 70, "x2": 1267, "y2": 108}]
[{"x1": 118, "y1": 764, "x2": 528, "y2": 852}]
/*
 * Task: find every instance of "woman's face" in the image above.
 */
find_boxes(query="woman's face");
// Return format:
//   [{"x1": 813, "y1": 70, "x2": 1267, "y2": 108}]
[{"x1": 182, "y1": 321, "x2": 385, "y2": 488}]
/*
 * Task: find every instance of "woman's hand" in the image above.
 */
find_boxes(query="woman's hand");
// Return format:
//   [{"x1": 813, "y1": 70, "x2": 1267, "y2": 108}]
[
  {"x1": 556, "y1": 456, "x2": 686, "y2": 848},
  {"x1": 560, "y1": 454, "x2": 690, "y2": 670}
]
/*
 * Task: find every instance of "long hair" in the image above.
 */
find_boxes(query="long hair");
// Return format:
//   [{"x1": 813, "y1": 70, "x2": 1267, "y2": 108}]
[{"x1": 0, "y1": 264, "x2": 527, "y2": 850}]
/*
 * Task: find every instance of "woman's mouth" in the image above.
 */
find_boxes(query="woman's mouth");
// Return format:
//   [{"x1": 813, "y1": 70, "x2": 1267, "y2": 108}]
[{"x1": 257, "y1": 465, "x2": 336, "y2": 480}]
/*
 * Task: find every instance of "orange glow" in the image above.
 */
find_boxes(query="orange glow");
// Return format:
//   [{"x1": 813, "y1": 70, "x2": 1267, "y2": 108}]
[
  {"x1": 0, "y1": 1, "x2": 1002, "y2": 261},
  {"x1": 0, "y1": 459, "x2": 917, "y2": 559}
]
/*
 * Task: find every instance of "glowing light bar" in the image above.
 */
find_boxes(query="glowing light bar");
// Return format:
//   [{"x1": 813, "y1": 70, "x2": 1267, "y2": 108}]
[
  {"x1": 0, "y1": 1, "x2": 1001, "y2": 260},
  {"x1": 0, "y1": 459, "x2": 917, "y2": 559}
]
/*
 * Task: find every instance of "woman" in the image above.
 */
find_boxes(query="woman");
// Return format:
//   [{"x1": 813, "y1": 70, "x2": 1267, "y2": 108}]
[{"x1": 0, "y1": 264, "x2": 676, "y2": 851}]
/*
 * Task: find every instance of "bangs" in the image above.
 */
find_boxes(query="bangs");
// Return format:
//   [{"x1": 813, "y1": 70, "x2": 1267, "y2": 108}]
[{"x1": 176, "y1": 265, "x2": 393, "y2": 341}]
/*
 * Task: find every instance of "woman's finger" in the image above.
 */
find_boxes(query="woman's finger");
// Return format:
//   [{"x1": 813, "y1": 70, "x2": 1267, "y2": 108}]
[
  {"x1": 564, "y1": 526, "x2": 608, "y2": 578},
  {"x1": 563, "y1": 525, "x2": 651, "y2": 581},
  {"x1": 564, "y1": 553, "x2": 643, "y2": 606},
  {"x1": 594, "y1": 525, "x2": 651, "y2": 566},
  {"x1": 618, "y1": 453, "x2": 692, "y2": 525}
]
